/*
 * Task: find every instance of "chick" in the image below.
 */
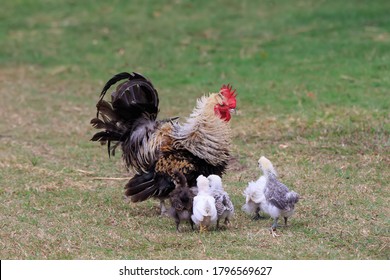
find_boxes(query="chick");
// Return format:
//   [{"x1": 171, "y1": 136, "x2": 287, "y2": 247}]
[
  {"x1": 207, "y1": 175, "x2": 234, "y2": 229},
  {"x1": 168, "y1": 170, "x2": 195, "y2": 232},
  {"x1": 242, "y1": 176, "x2": 267, "y2": 220},
  {"x1": 191, "y1": 175, "x2": 218, "y2": 232},
  {"x1": 258, "y1": 156, "x2": 299, "y2": 237}
]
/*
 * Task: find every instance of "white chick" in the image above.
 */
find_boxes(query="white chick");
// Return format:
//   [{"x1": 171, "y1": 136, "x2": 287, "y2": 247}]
[
  {"x1": 207, "y1": 175, "x2": 234, "y2": 229},
  {"x1": 191, "y1": 175, "x2": 218, "y2": 232},
  {"x1": 258, "y1": 156, "x2": 299, "y2": 237},
  {"x1": 242, "y1": 175, "x2": 267, "y2": 220}
]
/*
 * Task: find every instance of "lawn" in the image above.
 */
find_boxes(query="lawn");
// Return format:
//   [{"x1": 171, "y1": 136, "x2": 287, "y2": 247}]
[{"x1": 0, "y1": 0, "x2": 389, "y2": 259}]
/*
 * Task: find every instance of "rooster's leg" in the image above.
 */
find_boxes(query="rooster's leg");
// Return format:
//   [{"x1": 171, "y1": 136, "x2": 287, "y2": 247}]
[{"x1": 284, "y1": 217, "x2": 288, "y2": 227}]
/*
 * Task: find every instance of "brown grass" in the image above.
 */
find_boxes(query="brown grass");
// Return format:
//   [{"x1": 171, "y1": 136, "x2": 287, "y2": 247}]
[{"x1": 0, "y1": 67, "x2": 389, "y2": 260}]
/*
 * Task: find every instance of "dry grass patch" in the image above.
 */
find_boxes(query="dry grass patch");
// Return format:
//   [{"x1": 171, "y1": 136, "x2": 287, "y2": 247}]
[{"x1": 1, "y1": 62, "x2": 389, "y2": 259}]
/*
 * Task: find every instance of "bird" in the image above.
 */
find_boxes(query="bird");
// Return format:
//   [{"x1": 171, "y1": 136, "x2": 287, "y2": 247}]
[
  {"x1": 242, "y1": 175, "x2": 267, "y2": 220},
  {"x1": 90, "y1": 72, "x2": 237, "y2": 215},
  {"x1": 191, "y1": 175, "x2": 217, "y2": 232},
  {"x1": 207, "y1": 174, "x2": 234, "y2": 229},
  {"x1": 167, "y1": 170, "x2": 195, "y2": 232},
  {"x1": 258, "y1": 156, "x2": 299, "y2": 237}
]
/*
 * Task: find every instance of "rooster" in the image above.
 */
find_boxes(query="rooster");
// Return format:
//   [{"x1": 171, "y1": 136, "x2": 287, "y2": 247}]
[{"x1": 90, "y1": 72, "x2": 237, "y2": 214}]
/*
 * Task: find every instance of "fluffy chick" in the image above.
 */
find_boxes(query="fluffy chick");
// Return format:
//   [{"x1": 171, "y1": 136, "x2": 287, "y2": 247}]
[
  {"x1": 242, "y1": 176, "x2": 267, "y2": 220},
  {"x1": 258, "y1": 156, "x2": 299, "y2": 237},
  {"x1": 168, "y1": 170, "x2": 195, "y2": 232},
  {"x1": 191, "y1": 175, "x2": 217, "y2": 232},
  {"x1": 207, "y1": 175, "x2": 234, "y2": 229}
]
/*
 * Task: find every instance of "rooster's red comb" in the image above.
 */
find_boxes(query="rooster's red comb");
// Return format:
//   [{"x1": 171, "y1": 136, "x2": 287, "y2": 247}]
[
  {"x1": 220, "y1": 84, "x2": 237, "y2": 98},
  {"x1": 220, "y1": 84, "x2": 237, "y2": 108}
]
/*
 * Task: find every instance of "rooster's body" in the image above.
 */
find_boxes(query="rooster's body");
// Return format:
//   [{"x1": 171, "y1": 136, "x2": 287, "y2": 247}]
[{"x1": 91, "y1": 72, "x2": 237, "y2": 214}]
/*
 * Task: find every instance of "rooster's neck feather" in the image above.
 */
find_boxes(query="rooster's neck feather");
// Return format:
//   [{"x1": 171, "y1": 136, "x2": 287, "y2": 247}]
[{"x1": 172, "y1": 93, "x2": 231, "y2": 166}]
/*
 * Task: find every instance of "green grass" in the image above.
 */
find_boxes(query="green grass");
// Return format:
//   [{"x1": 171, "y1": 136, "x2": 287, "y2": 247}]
[{"x1": 0, "y1": 0, "x2": 389, "y2": 259}]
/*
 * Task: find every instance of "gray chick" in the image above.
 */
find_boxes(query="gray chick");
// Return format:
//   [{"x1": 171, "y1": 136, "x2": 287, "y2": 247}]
[
  {"x1": 207, "y1": 174, "x2": 234, "y2": 229},
  {"x1": 258, "y1": 156, "x2": 299, "y2": 237}
]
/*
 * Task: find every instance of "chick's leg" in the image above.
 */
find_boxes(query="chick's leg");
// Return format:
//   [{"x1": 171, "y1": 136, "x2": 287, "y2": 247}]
[
  {"x1": 199, "y1": 223, "x2": 207, "y2": 233},
  {"x1": 224, "y1": 217, "x2": 231, "y2": 227},
  {"x1": 160, "y1": 199, "x2": 168, "y2": 216},
  {"x1": 253, "y1": 207, "x2": 265, "y2": 220},
  {"x1": 270, "y1": 217, "x2": 280, "y2": 237},
  {"x1": 175, "y1": 220, "x2": 181, "y2": 233}
]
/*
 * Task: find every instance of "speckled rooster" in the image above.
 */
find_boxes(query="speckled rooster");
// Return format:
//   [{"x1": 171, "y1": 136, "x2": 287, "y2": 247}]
[{"x1": 90, "y1": 72, "x2": 237, "y2": 214}]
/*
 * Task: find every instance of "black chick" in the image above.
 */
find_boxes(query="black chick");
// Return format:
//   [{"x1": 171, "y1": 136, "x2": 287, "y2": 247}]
[{"x1": 168, "y1": 170, "x2": 195, "y2": 232}]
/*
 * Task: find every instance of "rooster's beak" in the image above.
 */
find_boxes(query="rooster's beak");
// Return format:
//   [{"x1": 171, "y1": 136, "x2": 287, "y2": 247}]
[{"x1": 229, "y1": 108, "x2": 236, "y2": 114}]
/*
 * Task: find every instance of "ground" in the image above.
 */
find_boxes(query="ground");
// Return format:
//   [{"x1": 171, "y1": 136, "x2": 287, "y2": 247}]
[{"x1": 0, "y1": 0, "x2": 389, "y2": 259}]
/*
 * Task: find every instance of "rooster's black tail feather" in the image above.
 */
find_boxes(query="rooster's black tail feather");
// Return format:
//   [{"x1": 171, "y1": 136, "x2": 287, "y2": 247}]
[
  {"x1": 91, "y1": 71, "x2": 159, "y2": 157},
  {"x1": 125, "y1": 172, "x2": 174, "y2": 202}
]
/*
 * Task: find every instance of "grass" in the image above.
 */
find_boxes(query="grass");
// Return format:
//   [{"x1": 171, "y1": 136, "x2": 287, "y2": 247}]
[{"x1": 0, "y1": 0, "x2": 389, "y2": 259}]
